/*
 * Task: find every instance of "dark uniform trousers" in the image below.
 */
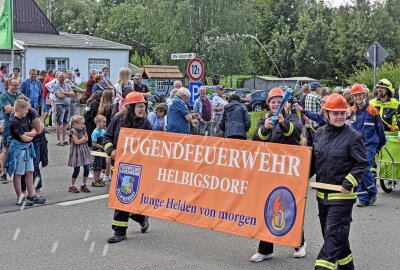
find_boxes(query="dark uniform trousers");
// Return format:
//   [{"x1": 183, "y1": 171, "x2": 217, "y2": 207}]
[
  {"x1": 258, "y1": 231, "x2": 305, "y2": 255},
  {"x1": 112, "y1": 210, "x2": 147, "y2": 236},
  {"x1": 315, "y1": 203, "x2": 354, "y2": 270}
]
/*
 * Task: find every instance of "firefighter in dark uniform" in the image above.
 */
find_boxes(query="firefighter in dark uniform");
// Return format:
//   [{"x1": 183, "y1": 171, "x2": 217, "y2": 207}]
[
  {"x1": 313, "y1": 93, "x2": 369, "y2": 269},
  {"x1": 104, "y1": 92, "x2": 153, "y2": 243},
  {"x1": 250, "y1": 87, "x2": 306, "y2": 262}
]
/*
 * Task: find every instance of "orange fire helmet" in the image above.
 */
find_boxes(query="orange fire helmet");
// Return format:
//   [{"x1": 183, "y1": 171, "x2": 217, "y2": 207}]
[
  {"x1": 267, "y1": 87, "x2": 284, "y2": 103},
  {"x1": 124, "y1": 92, "x2": 146, "y2": 105},
  {"x1": 350, "y1": 83, "x2": 364, "y2": 95},
  {"x1": 323, "y1": 93, "x2": 348, "y2": 111}
]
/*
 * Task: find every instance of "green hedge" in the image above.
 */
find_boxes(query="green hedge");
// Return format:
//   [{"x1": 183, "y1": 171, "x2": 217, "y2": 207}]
[
  {"x1": 247, "y1": 110, "x2": 267, "y2": 139},
  {"x1": 346, "y1": 62, "x2": 400, "y2": 90}
]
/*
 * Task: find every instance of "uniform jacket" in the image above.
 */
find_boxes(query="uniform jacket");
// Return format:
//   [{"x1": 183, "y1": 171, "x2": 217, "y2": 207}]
[
  {"x1": 313, "y1": 124, "x2": 369, "y2": 205},
  {"x1": 303, "y1": 110, "x2": 327, "y2": 128},
  {"x1": 369, "y1": 97, "x2": 400, "y2": 131},
  {"x1": 350, "y1": 102, "x2": 386, "y2": 150},
  {"x1": 219, "y1": 101, "x2": 251, "y2": 139},
  {"x1": 103, "y1": 112, "x2": 153, "y2": 156},
  {"x1": 252, "y1": 112, "x2": 302, "y2": 145}
]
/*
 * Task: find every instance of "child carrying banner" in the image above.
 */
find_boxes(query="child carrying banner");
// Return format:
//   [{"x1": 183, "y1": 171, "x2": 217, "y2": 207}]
[
  {"x1": 251, "y1": 87, "x2": 306, "y2": 261},
  {"x1": 103, "y1": 92, "x2": 153, "y2": 243}
]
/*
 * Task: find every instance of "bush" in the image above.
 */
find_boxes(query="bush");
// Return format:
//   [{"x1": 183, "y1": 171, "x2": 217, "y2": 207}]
[
  {"x1": 246, "y1": 110, "x2": 267, "y2": 139},
  {"x1": 346, "y1": 62, "x2": 400, "y2": 90}
]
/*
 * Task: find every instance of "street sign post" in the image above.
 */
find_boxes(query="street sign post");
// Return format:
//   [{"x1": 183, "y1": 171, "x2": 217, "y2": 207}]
[
  {"x1": 364, "y1": 41, "x2": 389, "y2": 88},
  {"x1": 189, "y1": 81, "x2": 203, "y2": 106},
  {"x1": 171, "y1": 53, "x2": 197, "y2": 60},
  {"x1": 187, "y1": 58, "x2": 204, "y2": 82}
]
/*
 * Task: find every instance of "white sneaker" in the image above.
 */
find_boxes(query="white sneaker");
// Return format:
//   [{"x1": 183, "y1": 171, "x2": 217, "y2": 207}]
[
  {"x1": 293, "y1": 242, "x2": 307, "y2": 258},
  {"x1": 103, "y1": 175, "x2": 112, "y2": 182},
  {"x1": 250, "y1": 252, "x2": 273, "y2": 262},
  {"x1": 88, "y1": 171, "x2": 94, "y2": 179}
]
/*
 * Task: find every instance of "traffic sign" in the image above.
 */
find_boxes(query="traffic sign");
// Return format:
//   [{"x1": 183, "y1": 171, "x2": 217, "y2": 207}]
[
  {"x1": 364, "y1": 41, "x2": 388, "y2": 66},
  {"x1": 171, "y1": 53, "x2": 197, "y2": 60},
  {"x1": 189, "y1": 81, "x2": 203, "y2": 106},
  {"x1": 187, "y1": 58, "x2": 204, "y2": 82},
  {"x1": 363, "y1": 41, "x2": 389, "y2": 87}
]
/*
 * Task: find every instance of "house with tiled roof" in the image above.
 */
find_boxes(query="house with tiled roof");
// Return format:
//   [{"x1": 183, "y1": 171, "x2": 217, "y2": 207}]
[{"x1": 0, "y1": 0, "x2": 131, "y2": 80}]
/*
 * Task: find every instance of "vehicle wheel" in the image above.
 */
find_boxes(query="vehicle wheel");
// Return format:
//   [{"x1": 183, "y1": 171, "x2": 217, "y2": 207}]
[
  {"x1": 253, "y1": 103, "x2": 263, "y2": 112},
  {"x1": 380, "y1": 179, "x2": 393, "y2": 193}
]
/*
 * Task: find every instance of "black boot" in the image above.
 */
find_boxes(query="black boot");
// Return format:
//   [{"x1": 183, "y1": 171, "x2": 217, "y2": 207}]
[
  {"x1": 140, "y1": 216, "x2": 150, "y2": 233},
  {"x1": 107, "y1": 234, "x2": 127, "y2": 243}
]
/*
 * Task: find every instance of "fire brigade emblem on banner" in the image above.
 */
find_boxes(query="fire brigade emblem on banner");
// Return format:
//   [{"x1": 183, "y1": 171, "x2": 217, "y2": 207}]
[
  {"x1": 116, "y1": 163, "x2": 142, "y2": 204},
  {"x1": 264, "y1": 186, "x2": 297, "y2": 236}
]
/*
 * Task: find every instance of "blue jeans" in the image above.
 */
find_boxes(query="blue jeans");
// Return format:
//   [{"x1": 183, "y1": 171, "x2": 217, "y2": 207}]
[{"x1": 357, "y1": 146, "x2": 378, "y2": 202}]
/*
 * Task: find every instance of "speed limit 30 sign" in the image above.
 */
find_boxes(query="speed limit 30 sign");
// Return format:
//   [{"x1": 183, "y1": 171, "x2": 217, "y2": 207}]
[{"x1": 187, "y1": 58, "x2": 204, "y2": 82}]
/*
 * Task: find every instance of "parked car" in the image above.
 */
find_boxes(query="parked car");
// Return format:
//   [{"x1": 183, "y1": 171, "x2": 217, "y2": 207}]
[
  {"x1": 242, "y1": 90, "x2": 269, "y2": 112},
  {"x1": 235, "y1": 88, "x2": 253, "y2": 98}
]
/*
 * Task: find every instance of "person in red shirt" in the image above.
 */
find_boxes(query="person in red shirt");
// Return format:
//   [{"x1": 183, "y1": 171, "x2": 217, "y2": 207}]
[
  {"x1": 86, "y1": 69, "x2": 98, "y2": 99},
  {"x1": 41, "y1": 69, "x2": 55, "y2": 124}
]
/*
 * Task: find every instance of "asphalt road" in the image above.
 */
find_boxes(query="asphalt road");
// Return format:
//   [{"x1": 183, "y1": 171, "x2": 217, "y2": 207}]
[{"x1": 0, "y1": 131, "x2": 399, "y2": 270}]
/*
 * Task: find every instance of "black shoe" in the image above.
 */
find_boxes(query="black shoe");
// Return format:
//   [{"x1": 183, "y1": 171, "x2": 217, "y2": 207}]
[
  {"x1": 16, "y1": 197, "x2": 34, "y2": 206},
  {"x1": 28, "y1": 195, "x2": 46, "y2": 204},
  {"x1": 0, "y1": 173, "x2": 8, "y2": 184},
  {"x1": 107, "y1": 234, "x2": 127, "y2": 243},
  {"x1": 357, "y1": 201, "x2": 369, "y2": 207},
  {"x1": 140, "y1": 217, "x2": 149, "y2": 233}
]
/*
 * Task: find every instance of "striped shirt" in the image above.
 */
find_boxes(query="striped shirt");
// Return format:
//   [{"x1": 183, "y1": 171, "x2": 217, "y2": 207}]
[{"x1": 305, "y1": 91, "x2": 322, "y2": 128}]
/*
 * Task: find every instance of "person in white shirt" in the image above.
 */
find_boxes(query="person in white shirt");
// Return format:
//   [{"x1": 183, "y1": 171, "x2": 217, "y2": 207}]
[{"x1": 211, "y1": 85, "x2": 228, "y2": 137}]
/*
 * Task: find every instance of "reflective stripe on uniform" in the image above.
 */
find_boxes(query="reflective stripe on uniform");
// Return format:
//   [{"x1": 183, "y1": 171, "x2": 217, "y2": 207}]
[
  {"x1": 112, "y1": 220, "x2": 128, "y2": 227},
  {"x1": 315, "y1": 259, "x2": 335, "y2": 270},
  {"x1": 283, "y1": 122, "x2": 294, "y2": 136},
  {"x1": 363, "y1": 122, "x2": 375, "y2": 126},
  {"x1": 316, "y1": 191, "x2": 357, "y2": 200},
  {"x1": 104, "y1": 142, "x2": 114, "y2": 152},
  {"x1": 258, "y1": 127, "x2": 269, "y2": 141},
  {"x1": 345, "y1": 173, "x2": 358, "y2": 187},
  {"x1": 337, "y1": 253, "x2": 353, "y2": 266}
]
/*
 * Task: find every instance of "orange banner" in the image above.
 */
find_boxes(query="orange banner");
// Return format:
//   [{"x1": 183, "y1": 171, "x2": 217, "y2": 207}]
[{"x1": 108, "y1": 128, "x2": 312, "y2": 247}]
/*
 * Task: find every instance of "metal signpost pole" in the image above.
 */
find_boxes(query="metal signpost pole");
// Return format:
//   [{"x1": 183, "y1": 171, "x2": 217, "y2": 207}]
[{"x1": 373, "y1": 43, "x2": 377, "y2": 89}]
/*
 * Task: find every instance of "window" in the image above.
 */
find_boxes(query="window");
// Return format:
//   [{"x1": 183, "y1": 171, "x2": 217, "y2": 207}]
[
  {"x1": 45, "y1": 58, "x2": 69, "y2": 72},
  {"x1": 88, "y1": 59, "x2": 110, "y2": 75}
]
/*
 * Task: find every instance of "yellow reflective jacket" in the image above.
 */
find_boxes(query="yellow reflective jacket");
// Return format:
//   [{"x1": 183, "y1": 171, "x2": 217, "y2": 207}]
[{"x1": 369, "y1": 97, "x2": 400, "y2": 131}]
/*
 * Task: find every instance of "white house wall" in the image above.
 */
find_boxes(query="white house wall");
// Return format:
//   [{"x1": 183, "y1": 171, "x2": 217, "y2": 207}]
[{"x1": 23, "y1": 47, "x2": 129, "y2": 82}]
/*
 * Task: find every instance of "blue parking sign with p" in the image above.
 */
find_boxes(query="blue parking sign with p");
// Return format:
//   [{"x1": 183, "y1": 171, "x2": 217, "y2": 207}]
[{"x1": 189, "y1": 81, "x2": 203, "y2": 106}]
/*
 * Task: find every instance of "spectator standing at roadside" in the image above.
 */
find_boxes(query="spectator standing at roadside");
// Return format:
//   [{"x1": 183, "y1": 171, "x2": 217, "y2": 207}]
[
  {"x1": 147, "y1": 103, "x2": 167, "y2": 131},
  {"x1": 166, "y1": 87, "x2": 199, "y2": 134},
  {"x1": 0, "y1": 64, "x2": 9, "y2": 93},
  {"x1": 15, "y1": 96, "x2": 46, "y2": 198},
  {"x1": 0, "y1": 78, "x2": 21, "y2": 184},
  {"x1": 97, "y1": 89, "x2": 114, "y2": 126},
  {"x1": 92, "y1": 74, "x2": 106, "y2": 93},
  {"x1": 114, "y1": 67, "x2": 134, "y2": 98},
  {"x1": 19, "y1": 68, "x2": 43, "y2": 111},
  {"x1": 5, "y1": 99, "x2": 46, "y2": 206},
  {"x1": 193, "y1": 86, "x2": 212, "y2": 135},
  {"x1": 84, "y1": 91, "x2": 102, "y2": 147},
  {"x1": 211, "y1": 85, "x2": 228, "y2": 137},
  {"x1": 86, "y1": 69, "x2": 97, "y2": 99},
  {"x1": 53, "y1": 72, "x2": 75, "y2": 146},
  {"x1": 42, "y1": 69, "x2": 55, "y2": 125},
  {"x1": 219, "y1": 94, "x2": 250, "y2": 140},
  {"x1": 304, "y1": 81, "x2": 322, "y2": 146},
  {"x1": 101, "y1": 67, "x2": 115, "y2": 90},
  {"x1": 37, "y1": 70, "x2": 47, "y2": 83},
  {"x1": 133, "y1": 73, "x2": 151, "y2": 99},
  {"x1": 6, "y1": 68, "x2": 22, "y2": 89},
  {"x1": 65, "y1": 70, "x2": 84, "y2": 117}
]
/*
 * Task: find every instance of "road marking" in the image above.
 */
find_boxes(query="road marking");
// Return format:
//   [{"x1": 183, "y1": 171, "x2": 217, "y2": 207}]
[
  {"x1": 102, "y1": 244, "x2": 109, "y2": 257},
  {"x1": 90, "y1": 242, "x2": 95, "y2": 252},
  {"x1": 51, "y1": 242, "x2": 58, "y2": 253},
  {"x1": 57, "y1": 194, "x2": 109, "y2": 206},
  {"x1": 13, "y1": 228, "x2": 20, "y2": 241},
  {"x1": 84, "y1": 230, "x2": 91, "y2": 242}
]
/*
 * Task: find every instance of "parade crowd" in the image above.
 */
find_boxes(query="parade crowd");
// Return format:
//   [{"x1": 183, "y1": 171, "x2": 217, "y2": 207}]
[{"x1": 1, "y1": 62, "x2": 400, "y2": 270}]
